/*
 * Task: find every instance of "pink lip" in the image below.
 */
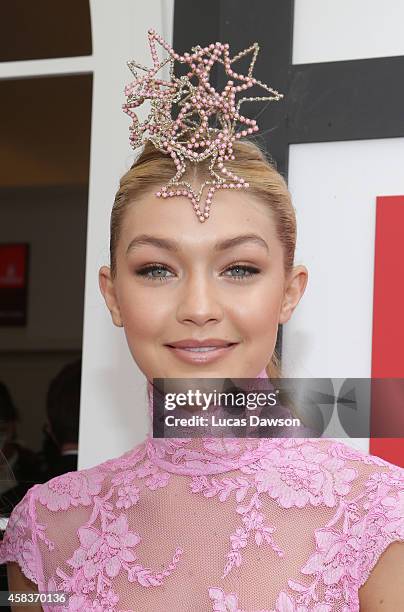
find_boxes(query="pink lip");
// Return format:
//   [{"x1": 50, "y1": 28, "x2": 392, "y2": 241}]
[{"x1": 166, "y1": 343, "x2": 238, "y2": 364}]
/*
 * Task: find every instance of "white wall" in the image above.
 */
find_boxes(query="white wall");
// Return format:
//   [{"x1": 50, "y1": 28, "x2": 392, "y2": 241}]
[
  {"x1": 285, "y1": 140, "x2": 404, "y2": 454},
  {"x1": 288, "y1": 1, "x2": 404, "y2": 453},
  {"x1": 285, "y1": 138, "x2": 404, "y2": 379},
  {"x1": 79, "y1": 0, "x2": 174, "y2": 469},
  {"x1": 293, "y1": 0, "x2": 404, "y2": 64}
]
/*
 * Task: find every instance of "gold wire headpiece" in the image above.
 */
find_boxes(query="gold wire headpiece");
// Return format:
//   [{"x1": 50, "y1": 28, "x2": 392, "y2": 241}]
[{"x1": 123, "y1": 29, "x2": 283, "y2": 222}]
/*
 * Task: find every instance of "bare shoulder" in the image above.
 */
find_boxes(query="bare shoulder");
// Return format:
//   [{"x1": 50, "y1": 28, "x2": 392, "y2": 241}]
[
  {"x1": 359, "y1": 541, "x2": 404, "y2": 611},
  {"x1": 6, "y1": 562, "x2": 42, "y2": 612}
]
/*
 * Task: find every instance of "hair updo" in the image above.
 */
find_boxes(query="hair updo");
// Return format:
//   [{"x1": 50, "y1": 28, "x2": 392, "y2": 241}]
[{"x1": 109, "y1": 139, "x2": 297, "y2": 378}]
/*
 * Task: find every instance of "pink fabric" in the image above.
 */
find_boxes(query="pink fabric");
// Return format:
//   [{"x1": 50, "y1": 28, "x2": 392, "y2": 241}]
[{"x1": 1, "y1": 368, "x2": 404, "y2": 611}]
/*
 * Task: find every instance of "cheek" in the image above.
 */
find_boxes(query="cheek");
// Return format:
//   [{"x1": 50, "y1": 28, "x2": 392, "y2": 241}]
[
  {"x1": 118, "y1": 283, "x2": 170, "y2": 341},
  {"x1": 229, "y1": 282, "x2": 282, "y2": 336},
  {"x1": 119, "y1": 288, "x2": 164, "y2": 375}
]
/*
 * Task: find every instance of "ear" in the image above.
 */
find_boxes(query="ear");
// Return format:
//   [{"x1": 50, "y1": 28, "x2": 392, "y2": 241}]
[
  {"x1": 279, "y1": 265, "x2": 309, "y2": 325},
  {"x1": 98, "y1": 266, "x2": 124, "y2": 327}
]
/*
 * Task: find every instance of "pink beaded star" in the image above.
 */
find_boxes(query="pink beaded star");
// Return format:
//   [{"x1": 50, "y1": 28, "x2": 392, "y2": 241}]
[{"x1": 123, "y1": 29, "x2": 283, "y2": 222}]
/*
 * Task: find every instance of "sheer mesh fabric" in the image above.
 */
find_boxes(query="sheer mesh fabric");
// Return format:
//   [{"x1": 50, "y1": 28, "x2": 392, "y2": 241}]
[{"x1": 1, "y1": 370, "x2": 404, "y2": 611}]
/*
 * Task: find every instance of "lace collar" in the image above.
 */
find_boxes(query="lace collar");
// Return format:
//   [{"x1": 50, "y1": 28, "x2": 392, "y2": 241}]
[{"x1": 144, "y1": 368, "x2": 282, "y2": 476}]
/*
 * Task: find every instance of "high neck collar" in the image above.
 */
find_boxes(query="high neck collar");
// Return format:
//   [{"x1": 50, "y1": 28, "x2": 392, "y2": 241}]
[{"x1": 145, "y1": 368, "x2": 279, "y2": 476}]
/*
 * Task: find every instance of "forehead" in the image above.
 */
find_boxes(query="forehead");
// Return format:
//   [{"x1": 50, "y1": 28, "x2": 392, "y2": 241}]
[{"x1": 120, "y1": 188, "x2": 280, "y2": 251}]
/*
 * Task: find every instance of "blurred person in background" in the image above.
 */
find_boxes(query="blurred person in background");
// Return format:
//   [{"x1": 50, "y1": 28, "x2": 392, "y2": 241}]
[
  {"x1": 0, "y1": 382, "x2": 42, "y2": 515},
  {"x1": 40, "y1": 358, "x2": 81, "y2": 480}
]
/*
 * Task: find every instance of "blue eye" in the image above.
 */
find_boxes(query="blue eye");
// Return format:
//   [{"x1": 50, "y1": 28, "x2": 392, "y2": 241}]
[
  {"x1": 136, "y1": 263, "x2": 260, "y2": 282},
  {"x1": 136, "y1": 264, "x2": 173, "y2": 281},
  {"x1": 224, "y1": 264, "x2": 260, "y2": 280}
]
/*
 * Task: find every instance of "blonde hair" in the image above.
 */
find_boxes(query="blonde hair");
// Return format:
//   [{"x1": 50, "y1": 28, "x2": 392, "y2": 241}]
[{"x1": 110, "y1": 139, "x2": 297, "y2": 379}]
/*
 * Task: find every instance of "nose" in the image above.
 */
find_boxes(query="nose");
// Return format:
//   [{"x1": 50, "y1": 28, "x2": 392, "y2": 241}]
[{"x1": 176, "y1": 270, "x2": 223, "y2": 326}]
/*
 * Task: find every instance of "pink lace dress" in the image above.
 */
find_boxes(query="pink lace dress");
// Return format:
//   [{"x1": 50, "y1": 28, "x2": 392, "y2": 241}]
[{"x1": 1, "y1": 370, "x2": 404, "y2": 611}]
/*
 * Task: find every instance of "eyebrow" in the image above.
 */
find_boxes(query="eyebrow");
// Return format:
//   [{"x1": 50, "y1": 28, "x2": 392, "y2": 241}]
[{"x1": 126, "y1": 233, "x2": 269, "y2": 255}]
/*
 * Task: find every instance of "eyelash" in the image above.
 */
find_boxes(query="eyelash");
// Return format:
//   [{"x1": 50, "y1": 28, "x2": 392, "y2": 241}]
[{"x1": 135, "y1": 263, "x2": 260, "y2": 283}]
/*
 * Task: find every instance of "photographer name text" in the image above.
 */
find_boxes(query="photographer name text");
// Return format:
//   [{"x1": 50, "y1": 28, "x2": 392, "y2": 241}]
[{"x1": 164, "y1": 414, "x2": 301, "y2": 428}]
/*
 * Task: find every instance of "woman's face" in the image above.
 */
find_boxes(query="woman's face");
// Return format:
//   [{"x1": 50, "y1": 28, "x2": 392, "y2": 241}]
[{"x1": 99, "y1": 188, "x2": 308, "y2": 382}]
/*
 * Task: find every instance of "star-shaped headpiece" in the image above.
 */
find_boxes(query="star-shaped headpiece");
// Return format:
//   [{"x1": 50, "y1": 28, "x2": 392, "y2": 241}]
[{"x1": 123, "y1": 29, "x2": 283, "y2": 222}]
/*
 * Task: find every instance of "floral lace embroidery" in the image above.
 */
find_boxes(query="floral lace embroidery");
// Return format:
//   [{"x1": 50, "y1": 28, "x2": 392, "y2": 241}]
[
  {"x1": 37, "y1": 471, "x2": 106, "y2": 512},
  {"x1": 209, "y1": 586, "x2": 272, "y2": 612},
  {"x1": 191, "y1": 475, "x2": 283, "y2": 577},
  {"x1": 208, "y1": 587, "x2": 332, "y2": 612},
  {"x1": 46, "y1": 471, "x2": 183, "y2": 603},
  {"x1": 1, "y1": 439, "x2": 404, "y2": 611},
  {"x1": 1, "y1": 375, "x2": 404, "y2": 612},
  {"x1": 208, "y1": 467, "x2": 404, "y2": 612}
]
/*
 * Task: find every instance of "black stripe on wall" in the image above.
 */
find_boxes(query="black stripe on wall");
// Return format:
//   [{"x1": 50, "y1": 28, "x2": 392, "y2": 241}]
[{"x1": 173, "y1": 0, "x2": 404, "y2": 171}]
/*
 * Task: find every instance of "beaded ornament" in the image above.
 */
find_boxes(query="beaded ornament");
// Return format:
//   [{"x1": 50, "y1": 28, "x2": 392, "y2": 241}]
[{"x1": 123, "y1": 29, "x2": 283, "y2": 222}]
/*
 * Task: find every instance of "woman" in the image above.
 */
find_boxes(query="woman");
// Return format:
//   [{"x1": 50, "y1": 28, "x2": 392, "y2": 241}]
[{"x1": 2, "y1": 34, "x2": 404, "y2": 612}]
